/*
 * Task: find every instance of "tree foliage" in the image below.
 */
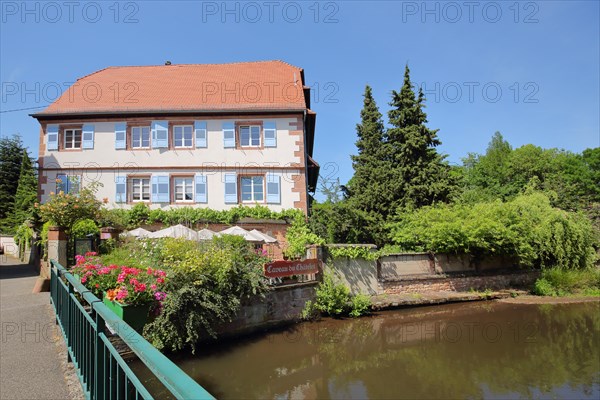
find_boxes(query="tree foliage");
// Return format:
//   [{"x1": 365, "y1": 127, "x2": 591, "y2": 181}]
[
  {"x1": 0, "y1": 135, "x2": 25, "y2": 233},
  {"x1": 390, "y1": 192, "x2": 598, "y2": 269},
  {"x1": 9, "y1": 150, "x2": 38, "y2": 228}
]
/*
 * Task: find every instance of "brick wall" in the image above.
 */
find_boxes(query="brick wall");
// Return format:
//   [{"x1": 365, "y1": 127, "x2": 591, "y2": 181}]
[{"x1": 382, "y1": 271, "x2": 539, "y2": 295}]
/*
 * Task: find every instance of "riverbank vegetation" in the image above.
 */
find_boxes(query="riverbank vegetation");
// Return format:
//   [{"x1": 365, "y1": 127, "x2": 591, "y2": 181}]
[
  {"x1": 307, "y1": 65, "x2": 599, "y2": 295},
  {"x1": 302, "y1": 273, "x2": 372, "y2": 319}
]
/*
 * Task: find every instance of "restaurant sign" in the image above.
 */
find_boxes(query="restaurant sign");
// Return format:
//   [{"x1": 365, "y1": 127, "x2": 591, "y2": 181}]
[{"x1": 264, "y1": 259, "x2": 320, "y2": 278}]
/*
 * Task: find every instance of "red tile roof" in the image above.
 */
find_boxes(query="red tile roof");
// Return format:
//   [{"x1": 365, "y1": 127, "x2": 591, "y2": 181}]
[{"x1": 37, "y1": 61, "x2": 308, "y2": 115}]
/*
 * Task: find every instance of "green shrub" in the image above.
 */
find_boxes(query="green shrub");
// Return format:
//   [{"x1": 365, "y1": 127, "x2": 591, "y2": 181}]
[
  {"x1": 142, "y1": 235, "x2": 269, "y2": 353},
  {"x1": 129, "y1": 203, "x2": 150, "y2": 226},
  {"x1": 390, "y1": 193, "x2": 598, "y2": 269},
  {"x1": 314, "y1": 273, "x2": 350, "y2": 316},
  {"x1": 533, "y1": 268, "x2": 600, "y2": 296},
  {"x1": 327, "y1": 245, "x2": 379, "y2": 261},
  {"x1": 71, "y1": 218, "x2": 99, "y2": 238},
  {"x1": 349, "y1": 293, "x2": 372, "y2": 318},
  {"x1": 284, "y1": 214, "x2": 325, "y2": 259}
]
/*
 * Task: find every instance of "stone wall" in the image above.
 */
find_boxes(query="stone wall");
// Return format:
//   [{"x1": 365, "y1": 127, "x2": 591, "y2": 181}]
[
  {"x1": 382, "y1": 271, "x2": 539, "y2": 294},
  {"x1": 0, "y1": 235, "x2": 18, "y2": 258},
  {"x1": 322, "y1": 247, "x2": 379, "y2": 295},
  {"x1": 216, "y1": 282, "x2": 317, "y2": 338}
]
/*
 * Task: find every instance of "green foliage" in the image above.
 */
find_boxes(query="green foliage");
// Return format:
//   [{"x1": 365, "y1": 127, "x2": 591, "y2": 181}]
[
  {"x1": 129, "y1": 203, "x2": 151, "y2": 226},
  {"x1": 8, "y1": 150, "x2": 37, "y2": 229},
  {"x1": 38, "y1": 182, "x2": 103, "y2": 233},
  {"x1": 142, "y1": 236, "x2": 269, "y2": 353},
  {"x1": 533, "y1": 268, "x2": 600, "y2": 296},
  {"x1": 385, "y1": 65, "x2": 457, "y2": 210},
  {"x1": 38, "y1": 221, "x2": 51, "y2": 260},
  {"x1": 309, "y1": 201, "x2": 387, "y2": 246},
  {"x1": 460, "y1": 133, "x2": 599, "y2": 216},
  {"x1": 349, "y1": 294, "x2": 372, "y2": 318},
  {"x1": 307, "y1": 273, "x2": 372, "y2": 318},
  {"x1": 13, "y1": 222, "x2": 34, "y2": 260},
  {"x1": 71, "y1": 219, "x2": 100, "y2": 238},
  {"x1": 390, "y1": 193, "x2": 598, "y2": 269},
  {"x1": 327, "y1": 245, "x2": 379, "y2": 261},
  {"x1": 0, "y1": 135, "x2": 25, "y2": 233},
  {"x1": 98, "y1": 208, "x2": 130, "y2": 230},
  {"x1": 284, "y1": 214, "x2": 325, "y2": 259},
  {"x1": 314, "y1": 273, "x2": 351, "y2": 316}
]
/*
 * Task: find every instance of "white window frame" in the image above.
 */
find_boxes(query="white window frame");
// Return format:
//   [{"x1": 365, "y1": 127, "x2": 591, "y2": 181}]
[
  {"x1": 240, "y1": 175, "x2": 264, "y2": 203},
  {"x1": 173, "y1": 125, "x2": 194, "y2": 148},
  {"x1": 239, "y1": 125, "x2": 261, "y2": 148},
  {"x1": 174, "y1": 177, "x2": 194, "y2": 202},
  {"x1": 64, "y1": 129, "x2": 82, "y2": 149},
  {"x1": 131, "y1": 178, "x2": 150, "y2": 202},
  {"x1": 132, "y1": 126, "x2": 151, "y2": 149}
]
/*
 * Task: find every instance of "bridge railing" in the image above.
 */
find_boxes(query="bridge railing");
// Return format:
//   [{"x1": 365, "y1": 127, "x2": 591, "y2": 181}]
[{"x1": 49, "y1": 259, "x2": 214, "y2": 400}]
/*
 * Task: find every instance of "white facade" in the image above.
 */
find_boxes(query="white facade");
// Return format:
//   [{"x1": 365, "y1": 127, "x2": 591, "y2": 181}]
[{"x1": 39, "y1": 116, "x2": 307, "y2": 212}]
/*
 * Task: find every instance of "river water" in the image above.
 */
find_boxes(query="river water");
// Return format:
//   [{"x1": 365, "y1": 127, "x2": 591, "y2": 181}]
[{"x1": 149, "y1": 301, "x2": 600, "y2": 399}]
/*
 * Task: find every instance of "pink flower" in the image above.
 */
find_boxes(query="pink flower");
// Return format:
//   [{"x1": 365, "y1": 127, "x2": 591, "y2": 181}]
[
  {"x1": 81, "y1": 276, "x2": 87, "y2": 283},
  {"x1": 98, "y1": 267, "x2": 111, "y2": 275},
  {"x1": 147, "y1": 268, "x2": 153, "y2": 275},
  {"x1": 129, "y1": 278, "x2": 139, "y2": 286},
  {"x1": 154, "y1": 292, "x2": 167, "y2": 301},
  {"x1": 156, "y1": 277, "x2": 165, "y2": 284},
  {"x1": 134, "y1": 283, "x2": 146, "y2": 293},
  {"x1": 85, "y1": 252, "x2": 97, "y2": 257},
  {"x1": 117, "y1": 272, "x2": 127, "y2": 283},
  {"x1": 150, "y1": 284, "x2": 157, "y2": 291},
  {"x1": 116, "y1": 288, "x2": 128, "y2": 301}
]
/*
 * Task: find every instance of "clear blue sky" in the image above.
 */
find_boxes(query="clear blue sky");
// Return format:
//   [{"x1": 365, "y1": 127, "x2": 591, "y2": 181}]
[{"x1": 1, "y1": 1, "x2": 599, "y2": 194}]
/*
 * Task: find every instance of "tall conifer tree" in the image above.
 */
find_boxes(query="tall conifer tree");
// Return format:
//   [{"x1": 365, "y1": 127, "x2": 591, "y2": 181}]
[{"x1": 386, "y1": 65, "x2": 454, "y2": 210}]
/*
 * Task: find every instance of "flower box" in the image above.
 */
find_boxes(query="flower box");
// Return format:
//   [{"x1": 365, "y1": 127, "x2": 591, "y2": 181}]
[{"x1": 103, "y1": 295, "x2": 150, "y2": 333}]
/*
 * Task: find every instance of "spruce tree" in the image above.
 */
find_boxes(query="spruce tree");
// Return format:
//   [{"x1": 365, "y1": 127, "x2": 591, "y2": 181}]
[
  {"x1": 9, "y1": 150, "x2": 38, "y2": 227},
  {"x1": 348, "y1": 85, "x2": 391, "y2": 214},
  {"x1": 386, "y1": 65, "x2": 455, "y2": 210},
  {"x1": 0, "y1": 135, "x2": 25, "y2": 232}
]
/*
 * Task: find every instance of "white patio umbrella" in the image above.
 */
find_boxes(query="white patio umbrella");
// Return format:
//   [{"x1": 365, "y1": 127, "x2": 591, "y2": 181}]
[
  {"x1": 121, "y1": 227, "x2": 151, "y2": 238},
  {"x1": 219, "y1": 226, "x2": 264, "y2": 243},
  {"x1": 249, "y1": 229, "x2": 278, "y2": 243},
  {"x1": 149, "y1": 224, "x2": 198, "y2": 240},
  {"x1": 197, "y1": 228, "x2": 218, "y2": 240}
]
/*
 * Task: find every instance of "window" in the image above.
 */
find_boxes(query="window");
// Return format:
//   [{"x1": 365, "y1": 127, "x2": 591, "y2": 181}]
[
  {"x1": 131, "y1": 178, "x2": 150, "y2": 201},
  {"x1": 64, "y1": 129, "x2": 82, "y2": 149},
  {"x1": 132, "y1": 127, "x2": 150, "y2": 148},
  {"x1": 56, "y1": 174, "x2": 81, "y2": 194},
  {"x1": 240, "y1": 176, "x2": 264, "y2": 202},
  {"x1": 174, "y1": 126, "x2": 193, "y2": 148},
  {"x1": 174, "y1": 178, "x2": 193, "y2": 201},
  {"x1": 240, "y1": 126, "x2": 261, "y2": 147}
]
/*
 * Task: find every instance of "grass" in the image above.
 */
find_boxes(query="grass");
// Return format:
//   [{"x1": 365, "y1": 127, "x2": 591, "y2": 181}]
[{"x1": 533, "y1": 267, "x2": 600, "y2": 297}]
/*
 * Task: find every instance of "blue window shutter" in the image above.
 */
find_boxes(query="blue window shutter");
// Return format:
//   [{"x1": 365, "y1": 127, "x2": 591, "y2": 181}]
[
  {"x1": 195, "y1": 174, "x2": 207, "y2": 203},
  {"x1": 82, "y1": 124, "x2": 95, "y2": 149},
  {"x1": 115, "y1": 123, "x2": 127, "y2": 149},
  {"x1": 224, "y1": 173, "x2": 237, "y2": 204},
  {"x1": 56, "y1": 174, "x2": 68, "y2": 193},
  {"x1": 115, "y1": 176, "x2": 127, "y2": 203},
  {"x1": 152, "y1": 175, "x2": 170, "y2": 203},
  {"x1": 195, "y1": 121, "x2": 207, "y2": 148},
  {"x1": 47, "y1": 125, "x2": 59, "y2": 151},
  {"x1": 264, "y1": 121, "x2": 277, "y2": 147},
  {"x1": 152, "y1": 121, "x2": 169, "y2": 148},
  {"x1": 223, "y1": 122, "x2": 235, "y2": 148},
  {"x1": 266, "y1": 173, "x2": 281, "y2": 204}
]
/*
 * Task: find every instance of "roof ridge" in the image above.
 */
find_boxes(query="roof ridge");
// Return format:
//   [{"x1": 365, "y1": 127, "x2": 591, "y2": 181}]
[
  {"x1": 101, "y1": 60, "x2": 302, "y2": 70},
  {"x1": 76, "y1": 67, "x2": 110, "y2": 81}
]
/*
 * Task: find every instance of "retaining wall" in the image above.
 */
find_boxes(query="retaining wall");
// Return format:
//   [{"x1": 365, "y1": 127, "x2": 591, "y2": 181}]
[{"x1": 216, "y1": 282, "x2": 317, "y2": 338}]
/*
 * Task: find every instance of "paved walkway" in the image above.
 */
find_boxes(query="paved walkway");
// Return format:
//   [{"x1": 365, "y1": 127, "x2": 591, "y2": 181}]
[{"x1": 0, "y1": 255, "x2": 77, "y2": 400}]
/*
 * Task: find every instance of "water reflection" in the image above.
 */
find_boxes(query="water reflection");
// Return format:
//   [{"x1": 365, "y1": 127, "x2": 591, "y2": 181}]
[{"x1": 153, "y1": 301, "x2": 600, "y2": 399}]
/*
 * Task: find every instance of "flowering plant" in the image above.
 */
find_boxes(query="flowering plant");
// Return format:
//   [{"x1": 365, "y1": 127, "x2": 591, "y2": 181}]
[{"x1": 70, "y1": 252, "x2": 168, "y2": 307}]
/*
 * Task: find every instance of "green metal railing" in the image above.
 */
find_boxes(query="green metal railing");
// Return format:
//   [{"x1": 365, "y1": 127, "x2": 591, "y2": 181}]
[{"x1": 49, "y1": 259, "x2": 215, "y2": 400}]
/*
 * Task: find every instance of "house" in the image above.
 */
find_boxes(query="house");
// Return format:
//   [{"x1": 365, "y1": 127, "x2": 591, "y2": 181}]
[{"x1": 32, "y1": 61, "x2": 319, "y2": 215}]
